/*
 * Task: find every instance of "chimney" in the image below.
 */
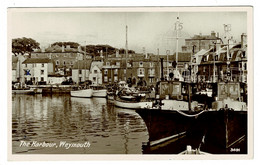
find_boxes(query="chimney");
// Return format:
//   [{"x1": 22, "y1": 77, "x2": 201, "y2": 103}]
[
  {"x1": 211, "y1": 31, "x2": 216, "y2": 37},
  {"x1": 116, "y1": 50, "x2": 119, "y2": 58},
  {"x1": 78, "y1": 46, "x2": 81, "y2": 52},
  {"x1": 182, "y1": 46, "x2": 187, "y2": 52},
  {"x1": 62, "y1": 45, "x2": 65, "y2": 52},
  {"x1": 100, "y1": 50, "x2": 103, "y2": 57},
  {"x1": 241, "y1": 33, "x2": 247, "y2": 48}
]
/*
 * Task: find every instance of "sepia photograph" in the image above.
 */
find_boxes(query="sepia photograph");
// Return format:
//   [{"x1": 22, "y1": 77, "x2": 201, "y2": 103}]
[{"x1": 7, "y1": 7, "x2": 253, "y2": 160}]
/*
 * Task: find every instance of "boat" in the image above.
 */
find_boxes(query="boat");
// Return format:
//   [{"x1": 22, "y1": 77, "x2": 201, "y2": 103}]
[
  {"x1": 114, "y1": 98, "x2": 152, "y2": 109},
  {"x1": 113, "y1": 83, "x2": 153, "y2": 109},
  {"x1": 90, "y1": 85, "x2": 107, "y2": 98},
  {"x1": 136, "y1": 80, "x2": 205, "y2": 146},
  {"x1": 137, "y1": 14, "x2": 211, "y2": 150},
  {"x1": 195, "y1": 82, "x2": 248, "y2": 154},
  {"x1": 12, "y1": 83, "x2": 36, "y2": 94},
  {"x1": 30, "y1": 87, "x2": 43, "y2": 94},
  {"x1": 12, "y1": 88, "x2": 36, "y2": 94},
  {"x1": 70, "y1": 87, "x2": 93, "y2": 98}
]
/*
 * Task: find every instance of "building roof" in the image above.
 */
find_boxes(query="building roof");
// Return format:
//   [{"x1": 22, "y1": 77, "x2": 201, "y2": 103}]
[
  {"x1": 22, "y1": 58, "x2": 52, "y2": 64},
  {"x1": 91, "y1": 61, "x2": 103, "y2": 70},
  {"x1": 72, "y1": 60, "x2": 92, "y2": 70},
  {"x1": 186, "y1": 34, "x2": 221, "y2": 40}
]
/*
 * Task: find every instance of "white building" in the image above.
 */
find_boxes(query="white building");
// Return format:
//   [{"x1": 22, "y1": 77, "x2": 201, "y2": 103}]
[
  {"x1": 72, "y1": 60, "x2": 92, "y2": 84},
  {"x1": 22, "y1": 58, "x2": 55, "y2": 84},
  {"x1": 89, "y1": 61, "x2": 103, "y2": 85},
  {"x1": 12, "y1": 55, "x2": 27, "y2": 82}
]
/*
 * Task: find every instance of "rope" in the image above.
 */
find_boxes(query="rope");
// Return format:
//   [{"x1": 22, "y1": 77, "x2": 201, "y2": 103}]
[{"x1": 176, "y1": 110, "x2": 206, "y2": 117}]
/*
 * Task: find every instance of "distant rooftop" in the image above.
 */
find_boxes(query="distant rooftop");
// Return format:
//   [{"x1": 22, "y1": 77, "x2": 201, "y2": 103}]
[{"x1": 22, "y1": 58, "x2": 53, "y2": 64}]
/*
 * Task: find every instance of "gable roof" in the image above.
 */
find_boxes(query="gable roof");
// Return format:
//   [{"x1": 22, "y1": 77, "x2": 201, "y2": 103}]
[
  {"x1": 72, "y1": 60, "x2": 92, "y2": 70},
  {"x1": 22, "y1": 58, "x2": 52, "y2": 64},
  {"x1": 91, "y1": 61, "x2": 103, "y2": 70}
]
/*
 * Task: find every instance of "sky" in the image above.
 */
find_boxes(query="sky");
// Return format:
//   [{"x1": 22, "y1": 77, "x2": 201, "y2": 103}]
[{"x1": 9, "y1": 9, "x2": 247, "y2": 54}]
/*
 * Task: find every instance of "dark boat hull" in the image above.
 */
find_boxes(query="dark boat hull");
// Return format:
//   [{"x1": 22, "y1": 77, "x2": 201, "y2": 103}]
[
  {"x1": 136, "y1": 109, "x2": 203, "y2": 143},
  {"x1": 197, "y1": 109, "x2": 248, "y2": 154},
  {"x1": 137, "y1": 108, "x2": 247, "y2": 154}
]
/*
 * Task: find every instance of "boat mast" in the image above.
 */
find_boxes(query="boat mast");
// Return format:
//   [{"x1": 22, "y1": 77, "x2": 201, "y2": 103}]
[
  {"x1": 125, "y1": 25, "x2": 128, "y2": 81},
  {"x1": 174, "y1": 13, "x2": 183, "y2": 78}
]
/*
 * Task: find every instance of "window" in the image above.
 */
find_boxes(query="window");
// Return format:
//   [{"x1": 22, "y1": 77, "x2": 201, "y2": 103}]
[
  {"x1": 124, "y1": 69, "x2": 126, "y2": 74},
  {"x1": 106, "y1": 62, "x2": 110, "y2": 66},
  {"x1": 149, "y1": 68, "x2": 155, "y2": 75},
  {"x1": 116, "y1": 62, "x2": 120, "y2": 66},
  {"x1": 56, "y1": 60, "x2": 59, "y2": 65},
  {"x1": 79, "y1": 77, "x2": 82, "y2": 82},
  {"x1": 41, "y1": 70, "x2": 44, "y2": 75},
  {"x1": 63, "y1": 61, "x2": 66, "y2": 65},
  {"x1": 244, "y1": 63, "x2": 247, "y2": 71},
  {"x1": 104, "y1": 69, "x2": 108, "y2": 75},
  {"x1": 150, "y1": 62, "x2": 154, "y2": 67},
  {"x1": 41, "y1": 77, "x2": 44, "y2": 82},
  {"x1": 25, "y1": 64, "x2": 27, "y2": 68},
  {"x1": 114, "y1": 69, "x2": 118, "y2": 75},
  {"x1": 239, "y1": 62, "x2": 242, "y2": 70},
  {"x1": 139, "y1": 62, "x2": 143, "y2": 67},
  {"x1": 79, "y1": 70, "x2": 82, "y2": 74},
  {"x1": 70, "y1": 61, "x2": 73, "y2": 65},
  {"x1": 42, "y1": 63, "x2": 44, "y2": 67},
  {"x1": 114, "y1": 76, "x2": 118, "y2": 82},
  {"x1": 94, "y1": 70, "x2": 98, "y2": 74},
  {"x1": 104, "y1": 76, "x2": 108, "y2": 82},
  {"x1": 138, "y1": 68, "x2": 145, "y2": 75},
  {"x1": 203, "y1": 66, "x2": 206, "y2": 72},
  {"x1": 149, "y1": 78, "x2": 154, "y2": 83},
  {"x1": 93, "y1": 77, "x2": 96, "y2": 82},
  {"x1": 215, "y1": 55, "x2": 218, "y2": 61}
]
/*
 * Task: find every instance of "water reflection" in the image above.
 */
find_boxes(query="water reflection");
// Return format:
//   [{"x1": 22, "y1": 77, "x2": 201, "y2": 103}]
[{"x1": 12, "y1": 94, "x2": 149, "y2": 154}]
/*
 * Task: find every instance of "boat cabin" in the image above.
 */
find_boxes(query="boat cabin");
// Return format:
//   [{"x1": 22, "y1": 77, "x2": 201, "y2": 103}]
[
  {"x1": 216, "y1": 82, "x2": 242, "y2": 101},
  {"x1": 156, "y1": 81, "x2": 191, "y2": 101}
]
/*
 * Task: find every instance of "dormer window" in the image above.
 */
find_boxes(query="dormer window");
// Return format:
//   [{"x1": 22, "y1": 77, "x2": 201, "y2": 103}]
[
  {"x1": 139, "y1": 62, "x2": 143, "y2": 67},
  {"x1": 215, "y1": 55, "x2": 218, "y2": 61}
]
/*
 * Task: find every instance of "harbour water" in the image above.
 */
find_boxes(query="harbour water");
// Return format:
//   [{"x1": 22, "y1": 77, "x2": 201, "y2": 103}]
[
  {"x1": 12, "y1": 94, "x2": 247, "y2": 154},
  {"x1": 12, "y1": 94, "x2": 149, "y2": 154}
]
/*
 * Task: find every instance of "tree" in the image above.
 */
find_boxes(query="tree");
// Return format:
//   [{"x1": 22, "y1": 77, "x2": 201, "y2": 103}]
[
  {"x1": 51, "y1": 42, "x2": 79, "y2": 48},
  {"x1": 12, "y1": 37, "x2": 40, "y2": 56}
]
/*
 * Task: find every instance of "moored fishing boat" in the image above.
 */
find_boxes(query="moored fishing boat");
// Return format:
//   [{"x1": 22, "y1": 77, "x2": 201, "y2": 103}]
[
  {"x1": 70, "y1": 87, "x2": 93, "y2": 98},
  {"x1": 195, "y1": 82, "x2": 248, "y2": 154},
  {"x1": 12, "y1": 83, "x2": 36, "y2": 94},
  {"x1": 114, "y1": 98, "x2": 152, "y2": 109},
  {"x1": 90, "y1": 85, "x2": 107, "y2": 98},
  {"x1": 12, "y1": 88, "x2": 36, "y2": 94},
  {"x1": 136, "y1": 80, "x2": 205, "y2": 146}
]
